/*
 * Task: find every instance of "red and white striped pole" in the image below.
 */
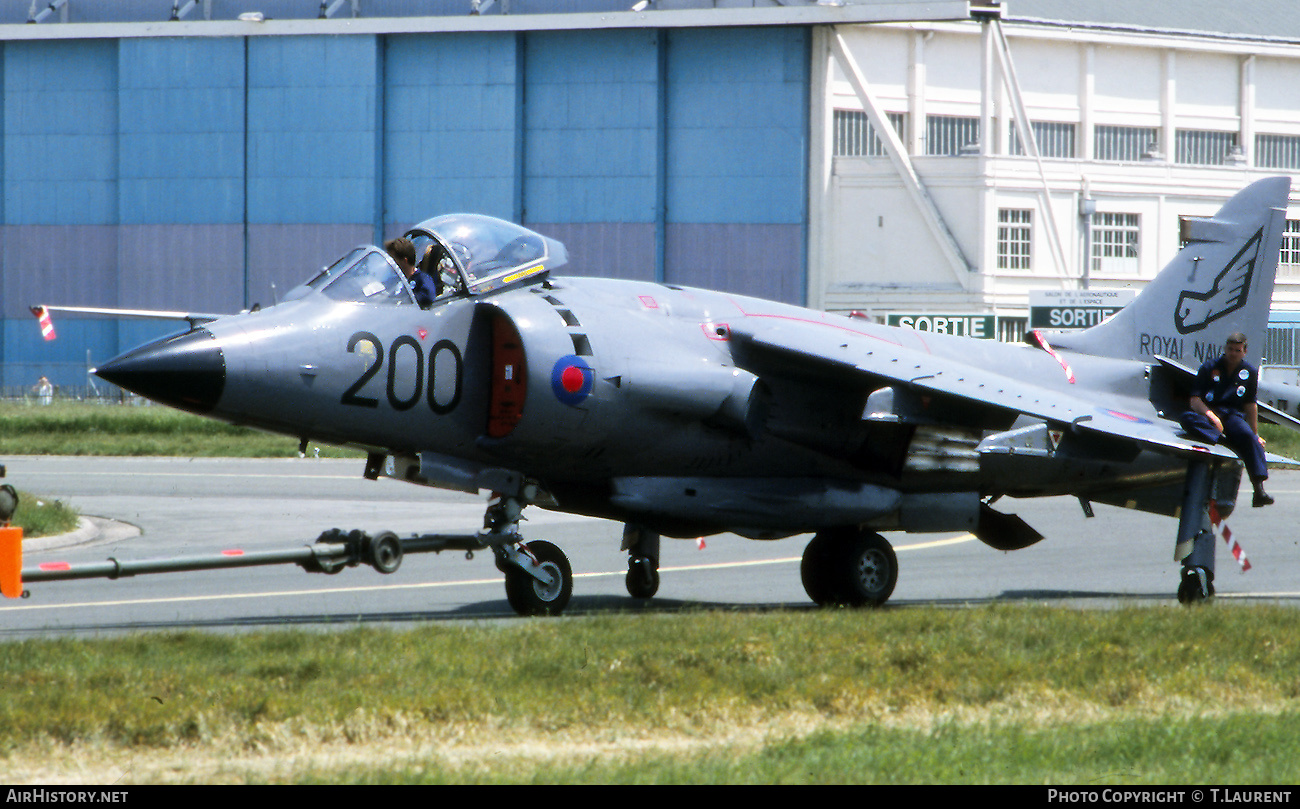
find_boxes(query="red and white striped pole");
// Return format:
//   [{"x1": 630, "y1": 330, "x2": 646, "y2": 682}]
[
  {"x1": 30, "y1": 306, "x2": 56, "y2": 341},
  {"x1": 1208, "y1": 500, "x2": 1251, "y2": 572}
]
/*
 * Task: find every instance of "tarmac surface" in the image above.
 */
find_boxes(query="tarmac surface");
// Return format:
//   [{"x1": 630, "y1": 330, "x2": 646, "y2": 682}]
[{"x1": 3, "y1": 456, "x2": 1299, "y2": 637}]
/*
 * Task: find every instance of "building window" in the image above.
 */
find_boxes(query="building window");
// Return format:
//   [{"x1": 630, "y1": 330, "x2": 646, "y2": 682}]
[
  {"x1": 1010, "y1": 121, "x2": 1077, "y2": 158},
  {"x1": 1256, "y1": 134, "x2": 1300, "y2": 170},
  {"x1": 833, "y1": 110, "x2": 905, "y2": 157},
  {"x1": 1265, "y1": 326, "x2": 1300, "y2": 367},
  {"x1": 1094, "y1": 125, "x2": 1159, "y2": 161},
  {"x1": 1175, "y1": 129, "x2": 1239, "y2": 165},
  {"x1": 1091, "y1": 213, "x2": 1140, "y2": 275},
  {"x1": 997, "y1": 209, "x2": 1032, "y2": 270},
  {"x1": 926, "y1": 115, "x2": 980, "y2": 156},
  {"x1": 1280, "y1": 220, "x2": 1300, "y2": 278}
]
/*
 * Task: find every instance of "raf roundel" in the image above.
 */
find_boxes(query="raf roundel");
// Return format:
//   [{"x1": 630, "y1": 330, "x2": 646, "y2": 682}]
[{"x1": 551, "y1": 355, "x2": 594, "y2": 406}]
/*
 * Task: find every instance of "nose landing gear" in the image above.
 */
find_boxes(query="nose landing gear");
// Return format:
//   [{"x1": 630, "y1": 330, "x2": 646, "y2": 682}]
[
  {"x1": 497, "y1": 539, "x2": 572, "y2": 616},
  {"x1": 479, "y1": 485, "x2": 575, "y2": 616}
]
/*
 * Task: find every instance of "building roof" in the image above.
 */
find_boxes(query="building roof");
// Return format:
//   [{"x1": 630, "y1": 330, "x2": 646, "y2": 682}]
[
  {"x1": 1005, "y1": 0, "x2": 1300, "y2": 45},
  {"x1": 5, "y1": 0, "x2": 1297, "y2": 45}
]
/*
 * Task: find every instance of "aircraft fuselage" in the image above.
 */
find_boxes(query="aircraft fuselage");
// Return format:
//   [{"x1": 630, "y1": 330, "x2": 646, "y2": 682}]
[{"x1": 99, "y1": 271, "x2": 1191, "y2": 539}]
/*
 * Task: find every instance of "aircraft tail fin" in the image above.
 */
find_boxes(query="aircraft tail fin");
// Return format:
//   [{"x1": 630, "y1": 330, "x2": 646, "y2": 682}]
[{"x1": 1043, "y1": 177, "x2": 1291, "y2": 367}]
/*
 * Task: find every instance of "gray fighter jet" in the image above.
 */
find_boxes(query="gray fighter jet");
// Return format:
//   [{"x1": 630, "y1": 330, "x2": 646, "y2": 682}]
[{"x1": 48, "y1": 177, "x2": 1296, "y2": 614}]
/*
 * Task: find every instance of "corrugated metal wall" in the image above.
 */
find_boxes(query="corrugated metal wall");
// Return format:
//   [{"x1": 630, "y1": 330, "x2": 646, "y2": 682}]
[{"x1": 0, "y1": 26, "x2": 809, "y2": 389}]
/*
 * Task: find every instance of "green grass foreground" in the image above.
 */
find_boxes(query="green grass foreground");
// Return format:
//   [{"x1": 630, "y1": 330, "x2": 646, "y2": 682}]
[
  {"x1": 0, "y1": 402, "x2": 359, "y2": 457},
  {"x1": 3, "y1": 605, "x2": 1299, "y2": 784},
  {"x1": 9, "y1": 489, "x2": 79, "y2": 537}
]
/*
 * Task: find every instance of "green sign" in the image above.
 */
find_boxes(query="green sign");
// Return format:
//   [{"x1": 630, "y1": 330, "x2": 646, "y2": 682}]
[
  {"x1": 888, "y1": 313, "x2": 997, "y2": 339},
  {"x1": 1028, "y1": 289, "x2": 1135, "y2": 330}
]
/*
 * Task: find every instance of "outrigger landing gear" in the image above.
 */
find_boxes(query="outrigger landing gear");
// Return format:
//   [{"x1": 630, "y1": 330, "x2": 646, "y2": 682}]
[{"x1": 1174, "y1": 459, "x2": 1225, "y2": 605}]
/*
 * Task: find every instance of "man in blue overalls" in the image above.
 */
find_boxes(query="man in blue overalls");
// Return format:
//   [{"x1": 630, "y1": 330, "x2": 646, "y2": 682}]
[
  {"x1": 386, "y1": 237, "x2": 438, "y2": 308},
  {"x1": 1181, "y1": 332, "x2": 1274, "y2": 508}
]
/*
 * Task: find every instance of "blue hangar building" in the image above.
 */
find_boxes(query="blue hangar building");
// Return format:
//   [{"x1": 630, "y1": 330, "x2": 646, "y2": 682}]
[{"x1": 0, "y1": 0, "x2": 991, "y2": 392}]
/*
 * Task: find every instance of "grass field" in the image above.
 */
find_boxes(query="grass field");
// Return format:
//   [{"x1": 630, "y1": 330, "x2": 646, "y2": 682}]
[
  {"x1": 8, "y1": 489, "x2": 79, "y2": 537},
  {"x1": 3, "y1": 405, "x2": 1299, "y2": 783},
  {"x1": 2, "y1": 606, "x2": 1298, "y2": 784},
  {"x1": 0, "y1": 401, "x2": 361, "y2": 458},
  {"x1": 6, "y1": 400, "x2": 1300, "y2": 460}
]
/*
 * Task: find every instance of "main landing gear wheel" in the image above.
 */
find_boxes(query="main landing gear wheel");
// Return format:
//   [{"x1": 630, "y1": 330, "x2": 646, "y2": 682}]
[
  {"x1": 504, "y1": 540, "x2": 573, "y2": 616},
  {"x1": 801, "y1": 528, "x2": 898, "y2": 607},
  {"x1": 626, "y1": 557, "x2": 660, "y2": 599},
  {"x1": 622, "y1": 525, "x2": 661, "y2": 599}
]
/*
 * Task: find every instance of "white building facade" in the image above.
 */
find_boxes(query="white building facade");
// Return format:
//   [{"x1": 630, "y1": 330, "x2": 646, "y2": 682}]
[{"x1": 809, "y1": 10, "x2": 1300, "y2": 356}]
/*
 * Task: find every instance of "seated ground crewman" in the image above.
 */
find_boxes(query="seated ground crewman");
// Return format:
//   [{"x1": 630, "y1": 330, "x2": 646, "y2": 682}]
[{"x1": 1179, "y1": 332, "x2": 1274, "y2": 507}]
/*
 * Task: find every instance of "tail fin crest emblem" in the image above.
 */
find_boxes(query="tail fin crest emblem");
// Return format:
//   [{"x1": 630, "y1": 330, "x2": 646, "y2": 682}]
[{"x1": 1174, "y1": 229, "x2": 1262, "y2": 335}]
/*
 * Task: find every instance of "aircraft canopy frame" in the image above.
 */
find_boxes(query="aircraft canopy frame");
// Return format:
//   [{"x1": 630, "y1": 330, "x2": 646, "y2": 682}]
[{"x1": 404, "y1": 214, "x2": 568, "y2": 298}]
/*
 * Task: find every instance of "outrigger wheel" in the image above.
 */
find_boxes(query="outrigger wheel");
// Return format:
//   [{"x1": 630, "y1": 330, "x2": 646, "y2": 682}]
[
  {"x1": 801, "y1": 527, "x2": 898, "y2": 607},
  {"x1": 1177, "y1": 565, "x2": 1215, "y2": 604}
]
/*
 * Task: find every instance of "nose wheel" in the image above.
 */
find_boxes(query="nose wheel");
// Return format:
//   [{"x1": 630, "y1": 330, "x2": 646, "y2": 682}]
[
  {"x1": 501, "y1": 540, "x2": 573, "y2": 616},
  {"x1": 482, "y1": 486, "x2": 575, "y2": 616}
]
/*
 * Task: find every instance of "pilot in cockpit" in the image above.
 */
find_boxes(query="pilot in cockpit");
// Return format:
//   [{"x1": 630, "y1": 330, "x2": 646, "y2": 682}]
[
  {"x1": 385, "y1": 237, "x2": 437, "y2": 308},
  {"x1": 419, "y1": 242, "x2": 466, "y2": 299}
]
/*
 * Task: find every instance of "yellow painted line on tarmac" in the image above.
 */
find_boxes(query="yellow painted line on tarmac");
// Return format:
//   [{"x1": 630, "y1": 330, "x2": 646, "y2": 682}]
[
  {"x1": 18, "y1": 470, "x2": 365, "y2": 481},
  {"x1": 0, "y1": 534, "x2": 980, "y2": 614},
  {"x1": 645, "y1": 533, "x2": 977, "y2": 575},
  {"x1": 0, "y1": 576, "x2": 508, "y2": 613}
]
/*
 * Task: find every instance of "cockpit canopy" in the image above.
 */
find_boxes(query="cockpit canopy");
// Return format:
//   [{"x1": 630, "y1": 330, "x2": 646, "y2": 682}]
[
  {"x1": 405, "y1": 214, "x2": 567, "y2": 296},
  {"x1": 286, "y1": 215, "x2": 567, "y2": 307}
]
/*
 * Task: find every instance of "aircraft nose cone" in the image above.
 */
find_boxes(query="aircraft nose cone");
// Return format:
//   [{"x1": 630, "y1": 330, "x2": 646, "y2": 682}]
[{"x1": 93, "y1": 328, "x2": 225, "y2": 414}]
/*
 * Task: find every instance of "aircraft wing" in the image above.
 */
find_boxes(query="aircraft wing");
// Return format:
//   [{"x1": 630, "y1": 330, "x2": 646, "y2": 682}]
[{"x1": 732, "y1": 320, "x2": 1243, "y2": 464}]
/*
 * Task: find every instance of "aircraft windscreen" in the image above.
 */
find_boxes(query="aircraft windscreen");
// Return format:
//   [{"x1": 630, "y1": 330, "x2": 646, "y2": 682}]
[
  {"x1": 320, "y1": 249, "x2": 415, "y2": 305},
  {"x1": 306, "y1": 247, "x2": 368, "y2": 290}
]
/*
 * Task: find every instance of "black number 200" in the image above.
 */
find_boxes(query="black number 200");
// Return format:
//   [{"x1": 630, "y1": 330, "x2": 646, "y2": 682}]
[{"x1": 341, "y1": 331, "x2": 462, "y2": 414}]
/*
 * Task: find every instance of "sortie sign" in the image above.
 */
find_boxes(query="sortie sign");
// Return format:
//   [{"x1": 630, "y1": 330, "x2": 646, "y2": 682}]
[
  {"x1": 1029, "y1": 289, "x2": 1136, "y2": 329},
  {"x1": 887, "y1": 313, "x2": 996, "y2": 339}
]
